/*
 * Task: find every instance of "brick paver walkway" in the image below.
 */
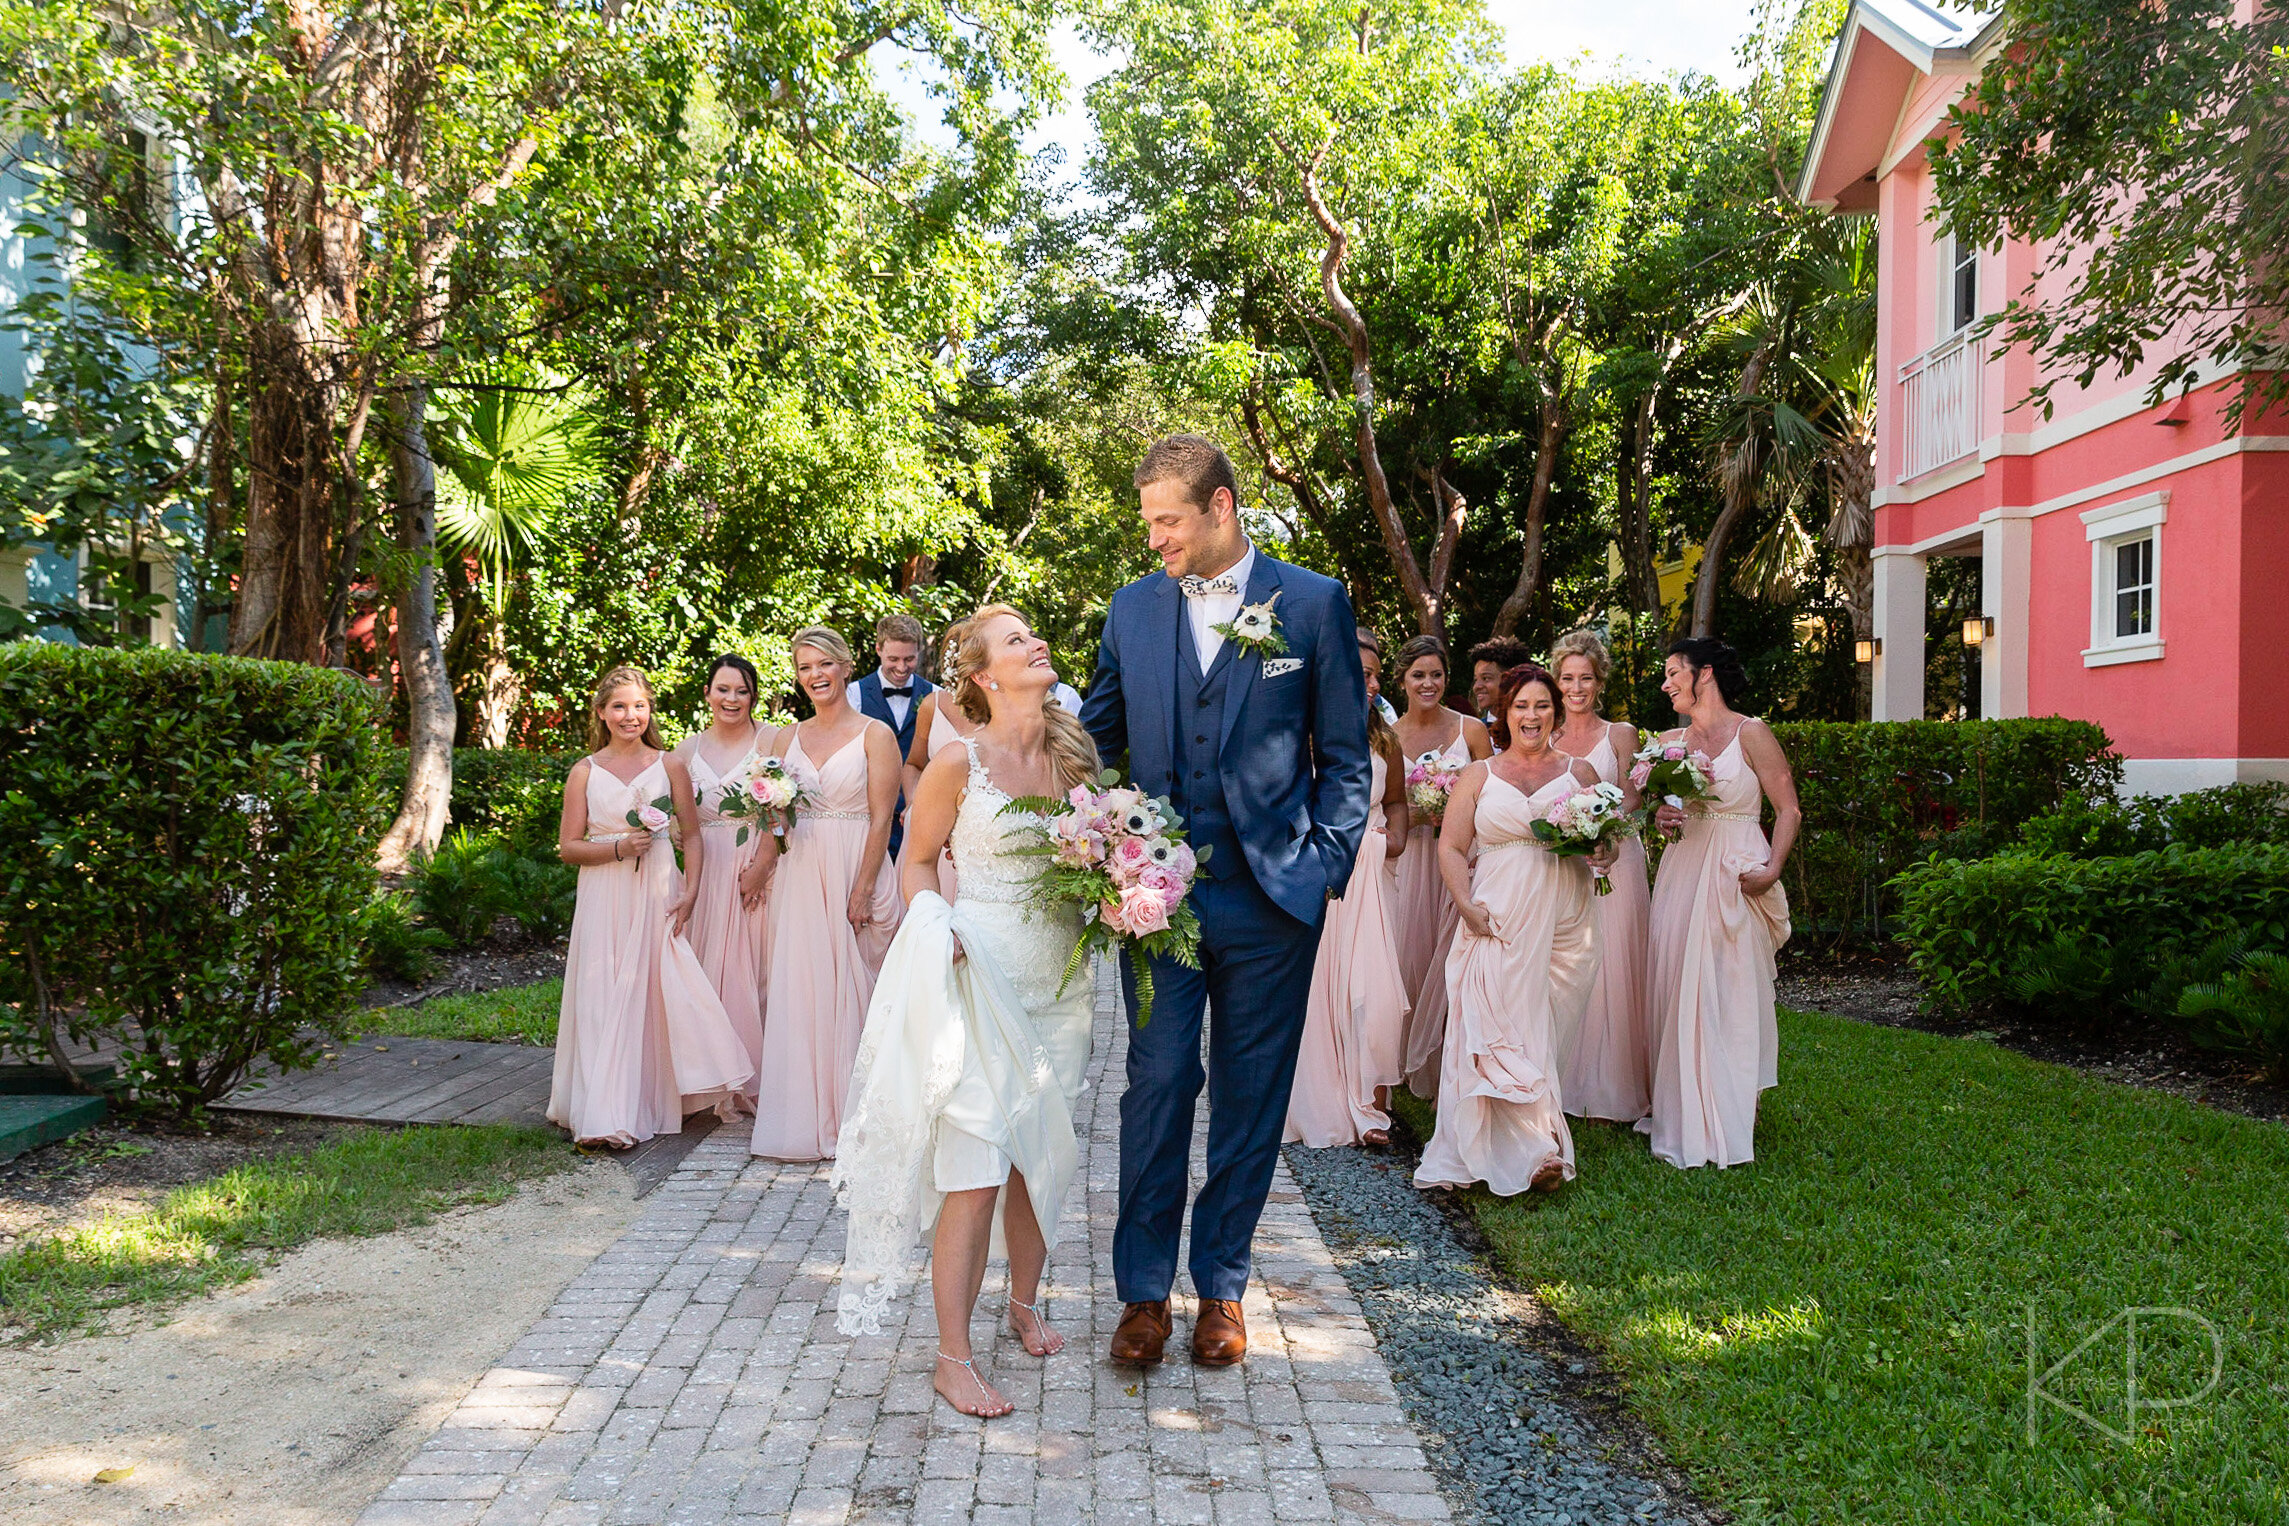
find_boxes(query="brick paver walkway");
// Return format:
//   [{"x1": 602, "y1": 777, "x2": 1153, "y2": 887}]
[{"x1": 356, "y1": 973, "x2": 1451, "y2": 1526}]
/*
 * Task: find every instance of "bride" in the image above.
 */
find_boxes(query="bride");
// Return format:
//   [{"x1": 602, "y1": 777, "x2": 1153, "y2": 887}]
[{"x1": 831, "y1": 604, "x2": 1099, "y2": 1419}]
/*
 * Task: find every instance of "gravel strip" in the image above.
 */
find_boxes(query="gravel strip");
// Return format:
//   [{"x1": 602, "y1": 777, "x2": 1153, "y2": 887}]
[{"x1": 1283, "y1": 1137, "x2": 1715, "y2": 1526}]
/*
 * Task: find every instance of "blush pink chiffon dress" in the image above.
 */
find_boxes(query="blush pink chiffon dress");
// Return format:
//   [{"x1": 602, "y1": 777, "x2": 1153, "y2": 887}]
[
  {"x1": 750, "y1": 727, "x2": 904, "y2": 1161},
  {"x1": 1396, "y1": 722, "x2": 1472, "y2": 1098},
  {"x1": 1638, "y1": 724, "x2": 1792, "y2": 1169},
  {"x1": 549, "y1": 754, "x2": 758, "y2": 1148},
  {"x1": 1557, "y1": 722, "x2": 1653, "y2": 1123},
  {"x1": 1285, "y1": 749, "x2": 1411, "y2": 1147},
  {"x1": 1414, "y1": 768, "x2": 1595, "y2": 1194},
  {"x1": 683, "y1": 731, "x2": 770, "y2": 1096}
]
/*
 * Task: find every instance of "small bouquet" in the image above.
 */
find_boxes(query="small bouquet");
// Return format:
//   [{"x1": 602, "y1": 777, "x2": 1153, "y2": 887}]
[
  {"x1": 1004, "y1": 769, "x2": 1206, "y2": 1027},
  {"x1": 1406, "y1": 752, "x2": 1464, "y2": 828},
  {"x1": 1629, "y1": 737, "x2": 1717, "y2": 836},
  {"x1": 717, "y1": 755, "x2": 811, "y2": 853},
  {"x1": 624, "y1": 795, "x2": 673, "y2": 869},
  {"x1": 1530, "y1": 781, "x2": 1636, "y2": 894}
]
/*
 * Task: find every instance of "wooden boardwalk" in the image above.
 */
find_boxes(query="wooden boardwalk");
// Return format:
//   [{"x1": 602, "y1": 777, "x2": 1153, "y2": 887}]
[{"x1": 219, "y1": 1036, "x2": 556, "y2": 1128}]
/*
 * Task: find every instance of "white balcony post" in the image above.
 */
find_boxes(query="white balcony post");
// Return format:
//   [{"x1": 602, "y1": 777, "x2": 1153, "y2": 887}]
[
  {"x1": 1980, "y1": 513, "x2": 2031, "y2": 719},
  {"x1": 1871, "y1": 547, "x2": 1926, "y2": 721}
]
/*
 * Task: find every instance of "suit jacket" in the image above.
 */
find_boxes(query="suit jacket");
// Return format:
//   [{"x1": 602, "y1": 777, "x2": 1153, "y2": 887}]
[{"x1": 1080, "y1": 551, "x2": 1372, "y2": 928}]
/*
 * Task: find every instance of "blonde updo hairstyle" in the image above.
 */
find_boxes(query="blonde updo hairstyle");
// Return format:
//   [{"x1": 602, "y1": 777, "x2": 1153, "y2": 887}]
[
  {"x1": 586, "y1": 664, "x2": 667, "y2": 752},
  {"x1": 945, "y1": 603, "x2": 1100, "y2": 791},
  {"x1": 1549, "y1": 627, "x2": 1613, "y2": 690},
  {"x1": 789, "y1": 624, "x2": 857, "y2": 674}
]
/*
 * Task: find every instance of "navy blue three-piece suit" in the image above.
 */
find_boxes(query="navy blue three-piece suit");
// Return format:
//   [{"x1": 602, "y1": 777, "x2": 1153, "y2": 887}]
[{"x1": 1080, "y1": 550, "x2": 1373, "y2": 1303}]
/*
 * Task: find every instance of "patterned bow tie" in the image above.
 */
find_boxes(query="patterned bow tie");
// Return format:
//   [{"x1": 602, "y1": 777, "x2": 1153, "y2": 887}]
[
  {"x1": 1179, "y1": 574, "x2": 1240, "y2": 598},
  {"x1": 881, "y1": 685, "x2": 913, "y2": 698}
]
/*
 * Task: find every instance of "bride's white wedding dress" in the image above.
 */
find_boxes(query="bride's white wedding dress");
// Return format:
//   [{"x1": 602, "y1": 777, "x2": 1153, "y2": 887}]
[{"x1": 831, "y1": 738, "x2": 1095, "y2": 1336}]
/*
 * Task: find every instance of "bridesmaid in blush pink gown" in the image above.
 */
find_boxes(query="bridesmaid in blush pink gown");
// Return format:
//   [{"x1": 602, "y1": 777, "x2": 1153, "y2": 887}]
[
  {"x1": 902, "y1": 636, "x2": 977, "y2": 904},
  {"x1": 1416, "y1": 666, "x2": 1607, "y2": 1196},
  {"x1": 1639, "y1": 638, "x2": 1801, "y2": 1169},
  {"x1": 1550, "y1": 629, "x2": 1652, "y2": 1123},
  {"x1": 550, "y1": 667, "x2": 757, "y2": 1149},
  {"x1": 673, "y1": 655, "x2": 780, "y2": 1098},
  {"x1": 752, "y1": 627, "x2": 907, "y2": 1162},
  {"x1": 1286, "y1": 629, "x2": 1413, "y2": 1149},
  {"x1": 1387, "y1": 635, "x2": 1491, "y2": 1099}
]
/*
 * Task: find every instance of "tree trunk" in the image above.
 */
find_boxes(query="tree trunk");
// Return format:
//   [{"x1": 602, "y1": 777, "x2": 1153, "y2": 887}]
[
  {"x1": 473, "y1": 610, "x2": 521, "y2": 748},
  {"x1": 1492, "y1": 392, "x2": 1566, "y2": 637},
  {"x1": 1294, "y1": 143, "x2": 1456, "y2": 638},
  {"x1": 229, "y1": 341, "x2": 337, "y2": 662},
  {"x1": 377, "y1": 385, "x2": 457, "y2": 873},
  {"x1": 1615, "y1": 393, "x2": 1663, "y2": 619},
  {"x1": 1238, "y1": 389, "x2": 1376, "y2": 615},
  {"x1": 1688, "y1": 344, "x2": 1776, "y2": 638}
]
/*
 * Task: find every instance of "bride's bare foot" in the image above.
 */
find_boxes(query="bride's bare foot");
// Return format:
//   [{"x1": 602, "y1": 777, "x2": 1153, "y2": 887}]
[
  {"x1": 934, "y1": 1352, "x2": 1013, "y2": 1418},
  {"x1": 1007, "y1": 1297, "x2": 1066, "y2": 1357}
]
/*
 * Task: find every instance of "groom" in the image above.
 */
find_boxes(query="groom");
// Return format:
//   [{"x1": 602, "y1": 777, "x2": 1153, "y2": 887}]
[{"x1": 1080, "y1": 435, "x2": 1372, "y2": 1367}]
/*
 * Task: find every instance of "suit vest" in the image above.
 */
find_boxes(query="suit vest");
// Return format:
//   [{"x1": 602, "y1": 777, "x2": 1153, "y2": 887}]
[{"x1": 1173, "y1": 608, "x2": 1242, "y2": 879}]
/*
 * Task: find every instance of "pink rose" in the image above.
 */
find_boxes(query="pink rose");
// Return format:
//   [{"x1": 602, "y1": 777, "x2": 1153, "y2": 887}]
[
  {"x1": 1109, "y1": 836, "x2": 1151, "y2": 879},
  {"x1": 1120, "y1": 882, "x2": 1171, "y2": 936},
  {"x1": 1663, "y1": 744, "x2": 1686, "y2": 761},
  {"x1": 1165, "y1": 841, "x2": 1197, "y2": 880},
  {"x1": 1629, "y1": 761, "x2": 1653, "y2": 791},
  {"x1": 1544, "y1": 800, "x2": 1571, "y2": 827},
  {"x1": 1137, "y1": 864, "x2": 1186, "y2": 909},
  {"x1": 637, "y1": 805, "x2": 671, "y2": 831},
  {"x1": 1098, "y1": 898, "x2": 1131, "y2": 935}
]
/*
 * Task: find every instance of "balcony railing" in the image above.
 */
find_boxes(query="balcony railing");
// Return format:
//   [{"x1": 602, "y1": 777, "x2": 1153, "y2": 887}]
[{"x1": 1897, "y1": 332, "x2": 1982, "y2": 483}]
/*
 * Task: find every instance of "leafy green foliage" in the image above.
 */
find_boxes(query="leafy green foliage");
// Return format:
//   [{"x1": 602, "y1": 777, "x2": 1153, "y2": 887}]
[
  {"x1": 1892, "y1": 843, "x2": 2289, "y2": 1019},
  {"x1": 2179, "y1": 950, "x2": 2289, "y2": 1084},
  {"x1": 412, "y1": 830, "x2": 515, "y2": 948},
  {"x1": 2018, "y1": 782, "x2": 2289, "y2": 858},
  {"x1": 0, "y1": 645, "x2": 380, "y2": 1113},
  {"x1": 1767, "y1": 717, "x2": 2121, "y2": 942},
  {"x1": 1407, "y1": 1008, "x2": 2289, "y2": 1524},
  {"x1": 0, "y1": 1123, "x2": 571, "y2": 1341},
  {"x1": 358, "y1": 893, "x2": 452, "y2": 985},
  {"x1": 1930, "y1": 0, "x2": 2289, "y2": 424},
  {"x1": 493, "y1": 853, "x2": 578, "y2": 946}
]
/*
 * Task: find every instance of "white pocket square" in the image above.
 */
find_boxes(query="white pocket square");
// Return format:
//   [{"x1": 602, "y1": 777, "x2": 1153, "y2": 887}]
[{"x1": 1260, "y1": 658, "x2": 1304, "y2": 678}]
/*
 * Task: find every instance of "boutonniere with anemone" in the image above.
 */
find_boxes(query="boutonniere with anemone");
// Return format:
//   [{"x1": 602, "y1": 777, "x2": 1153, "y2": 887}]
[{"x1": 1212, "y1": 591, "x2": 1287, "y2": 657}]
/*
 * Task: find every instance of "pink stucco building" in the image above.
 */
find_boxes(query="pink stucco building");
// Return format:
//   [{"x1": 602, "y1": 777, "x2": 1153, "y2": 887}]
[{"x1": 1800, "y1": 0, "x2": 2289, "y2": 793}]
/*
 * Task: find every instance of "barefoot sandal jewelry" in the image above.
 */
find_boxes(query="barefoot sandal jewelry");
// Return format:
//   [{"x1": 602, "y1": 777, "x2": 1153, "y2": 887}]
[{"x1": 936, "y1": 1350, "x2": 1000, "y2": 1407}]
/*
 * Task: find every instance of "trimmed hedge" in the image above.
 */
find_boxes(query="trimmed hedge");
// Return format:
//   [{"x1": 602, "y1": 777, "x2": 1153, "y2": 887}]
[
  {"x1": 0, "y1": 645, "x2": 383, "y2": 1111},
  {"x1": 1763, "y1": 718, "x2": 2121, "y2": 942},
  {"x1": 2016, "y1": 781, "x2": 2289, "y2": 857},
  {"x1": 1892, "y1": 843, "x2": 2289, "y2": 1017}
]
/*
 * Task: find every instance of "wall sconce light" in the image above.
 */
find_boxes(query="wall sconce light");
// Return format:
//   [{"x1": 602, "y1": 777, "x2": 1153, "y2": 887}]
[
  {"x1": 1855, "y1": 637, "x2": 1882, "y2": 664},
  {"x1": 1963, "y1": 616, "x2": 1995, "y2": 648}
]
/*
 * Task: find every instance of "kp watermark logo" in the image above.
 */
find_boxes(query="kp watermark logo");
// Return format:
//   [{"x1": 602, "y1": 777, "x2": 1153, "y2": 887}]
[{"x1": 2026, "y1": 1303, "x2": 2223, "y2": 1443}]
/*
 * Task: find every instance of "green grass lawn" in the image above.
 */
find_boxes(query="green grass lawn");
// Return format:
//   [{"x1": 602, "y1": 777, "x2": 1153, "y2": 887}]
[
  {"x1": 0, "y1": 1124, "x2": 574, "y2": 1342},
  {"x1": 364, "y1": 977, "x2": 562, "y2": 1045},
  {"x1": 1399, "y1": 1008, "x2": 2289, "y2": 1524}
]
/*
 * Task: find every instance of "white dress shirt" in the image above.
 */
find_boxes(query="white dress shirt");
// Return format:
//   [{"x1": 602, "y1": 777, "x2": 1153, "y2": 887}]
[
  {"x1": 849, "y1": 679, "x2": 913, "y2": 730},
  {"x1": 1051, "y1": 681, "x2": 1083, "y2": 712},
  {"x1": 1182, "y1": 541, "x2": 1255, "y2": 675}
]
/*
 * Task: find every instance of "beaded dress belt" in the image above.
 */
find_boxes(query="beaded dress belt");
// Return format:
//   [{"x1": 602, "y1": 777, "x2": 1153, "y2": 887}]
[
  {"x1": 1694, "y1": 810, "x2": 1761, "y2": 822},
  {"x1": 1479, "y1": 837, "x2": 1534, "y2": 853},
  {"x1": 807, "y1": 809, "x2": 870, "y2": 822},
  {"x1": 586, "y1": 829, "x2": 649, "y2": 841}
]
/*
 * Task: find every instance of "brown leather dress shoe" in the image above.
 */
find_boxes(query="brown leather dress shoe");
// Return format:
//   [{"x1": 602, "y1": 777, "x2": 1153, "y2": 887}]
[
  {"x1": 1110, "y1": 1299, "x2": 1171, "y2": 1366},
  {"x1": 1191, "y1": 1298, "x2": 1247, "y2": 1366}
]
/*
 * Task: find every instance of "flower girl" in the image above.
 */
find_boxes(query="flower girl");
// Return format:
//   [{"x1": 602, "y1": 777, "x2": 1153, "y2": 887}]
[{"x1": 550, "y1": 666, "x2": 756, "y2": 1148}]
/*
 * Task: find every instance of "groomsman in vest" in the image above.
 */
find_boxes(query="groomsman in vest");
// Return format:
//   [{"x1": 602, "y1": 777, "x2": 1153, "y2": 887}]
[{"x1": 848, "y1": 612, "x2": 932, "y2": 859}]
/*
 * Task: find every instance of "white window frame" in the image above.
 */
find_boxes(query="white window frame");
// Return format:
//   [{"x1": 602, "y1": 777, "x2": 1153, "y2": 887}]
[
  {"x1": 2082, "y1": 490, "x2": 2167, "y2": 667},
  {"x1": 1938, "y1": 228, "x2": 1979, "y2": 342}
]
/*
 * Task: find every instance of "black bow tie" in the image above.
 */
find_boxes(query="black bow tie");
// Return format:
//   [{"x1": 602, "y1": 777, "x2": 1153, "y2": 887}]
[{"x1": 882, "y1": 685, "x2": 913, "y2": 698}]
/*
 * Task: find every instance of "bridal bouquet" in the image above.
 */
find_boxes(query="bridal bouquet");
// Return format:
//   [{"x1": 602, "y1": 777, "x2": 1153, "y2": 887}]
[
  {"x1": 1005, "y1": 769, "x2": 1205, "y2": 1027},
  {"x1": 1629, "y1": 737, "x2": 1717, "y2": 835},
  {"x1": 1530, "y1": 782, "x2": 1635, "y2": 894},
  {"x1": 717, "y1": 756, "x2": 811, "y2": 853},
  {"x1": 1406, "y1": 752, "x2": 1464, "y2": 827}
]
